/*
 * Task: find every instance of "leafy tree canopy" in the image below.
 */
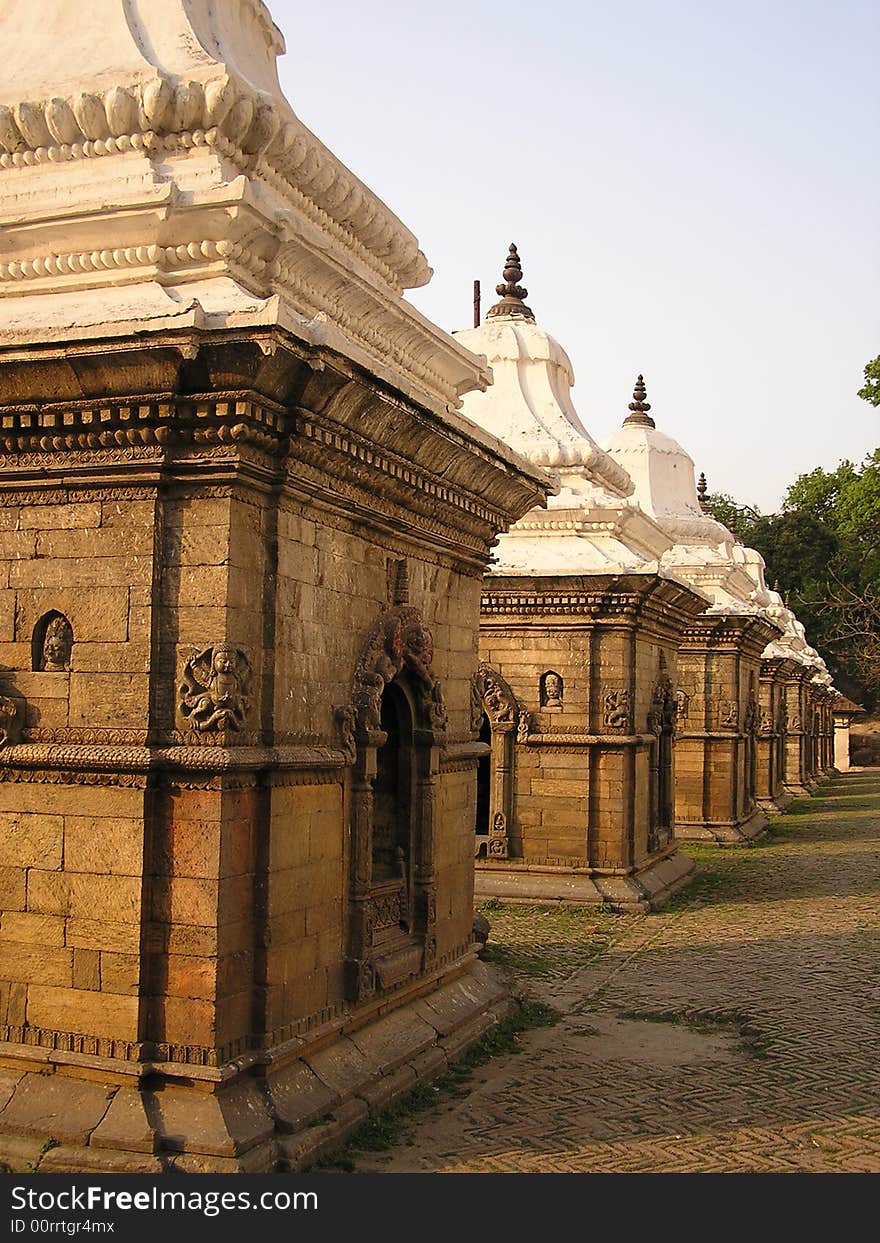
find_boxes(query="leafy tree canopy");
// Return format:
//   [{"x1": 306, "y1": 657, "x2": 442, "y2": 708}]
[
  {"x1": 858, "y1": 355, "x2": 880, "y2": 407},
  {"x1": 705, "y1": 449, "x2": 880, "y2": 708}
]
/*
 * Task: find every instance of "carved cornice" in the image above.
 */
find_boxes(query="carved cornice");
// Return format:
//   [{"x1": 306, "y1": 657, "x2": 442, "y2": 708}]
[
  {"x1": 481, "y1": 574, "x2": 706, "y2": 637},
  {"x1": 0, "y1": 75, "x2": 428, "y2": 295},
  {"x1": 0, "y1": 392, "x2": 288, "y2": 457},
  {"x1": 295, "y1": 411, "x2": 507, "y2": 533}
]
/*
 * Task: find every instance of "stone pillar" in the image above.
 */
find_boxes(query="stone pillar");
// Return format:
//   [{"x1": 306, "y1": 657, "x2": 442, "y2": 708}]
[
  {"x1": 779, "y1": 666, "x2": 813, "y2": 797},
  {"x1": 476, "y1": 573, "x2": 706, "y2": 910},
  {"x1": 832, "y1": 697, "x2": 865, "y2": 771},
  {"x1": 675, "y1": 614, "x2": 779, "y2": 842},
  {"x1": 756, "y1": 657, "x2": 798, "y2": 812}
]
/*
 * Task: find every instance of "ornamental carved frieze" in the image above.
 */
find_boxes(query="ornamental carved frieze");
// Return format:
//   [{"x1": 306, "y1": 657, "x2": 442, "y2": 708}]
[
  {"x1": 178, "y1": 644, "x2": 252, "y2": 735},
  {"x1": 336, "y1": 605, "x2": 447, "y2": 754},
  {"x1": 603, "y1": 689, "x2": 631, "y2": 733},
  {"x1": 719, "y1": 701, "x2": 739, "y2": 729}
]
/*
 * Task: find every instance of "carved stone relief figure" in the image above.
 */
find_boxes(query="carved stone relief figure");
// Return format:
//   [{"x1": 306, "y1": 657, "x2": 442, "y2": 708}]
[
  {"x1": 36, "y1": 613, "x2": 73, "y2": 672},
  {"x1": 179, "y1": 644, "x2": 251, "y2": 733},
  {"x1": 603, "y1": 689, "x2": 630, "y2": 732},
  {"x1": 474, "y1": 663, "x2": 514, "y2": 725},
  {"x1": 720, "y1": 701, "x2": 739, "y2": 729},
  {"x1": 675, "y1": 688, "x2": 690, "y2": 721},
  {"x1": 540, "y1": 670, "x2": 564, "y2": 710},
  {"x1": 0, "y1": 694, "x2": 20, "y2": 748}
]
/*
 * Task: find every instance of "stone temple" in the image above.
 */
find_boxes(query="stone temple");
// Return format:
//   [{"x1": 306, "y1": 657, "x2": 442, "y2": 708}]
[
  {"x1": 0, "y1": 1, "x2": 843, "y2": 1173},
  {"x1": 0, "y1": 0, "x2": 551, "y2": 1170}
]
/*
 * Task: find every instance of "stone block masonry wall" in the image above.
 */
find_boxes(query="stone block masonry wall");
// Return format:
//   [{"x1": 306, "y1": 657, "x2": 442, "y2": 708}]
[
  {"x1": 476, "y1": 574, "x2": 705, "y2": 909},
  {"x1": 674, "y1": 614, "x2": 779, "y2": 843},
  {"x1": 0, "y1": 781, "x2": 145, "y2": 1051}
]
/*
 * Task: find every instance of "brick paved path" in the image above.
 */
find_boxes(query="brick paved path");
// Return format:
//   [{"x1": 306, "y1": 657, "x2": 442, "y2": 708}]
[{"x1": 357, "y1": 770, "x2": 880, "y2": 1172}]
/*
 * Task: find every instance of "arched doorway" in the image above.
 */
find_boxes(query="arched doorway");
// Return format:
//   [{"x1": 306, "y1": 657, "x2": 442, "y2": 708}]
[{"x1": 337, "y1": 604, "x2": 446, "y2": 1004}]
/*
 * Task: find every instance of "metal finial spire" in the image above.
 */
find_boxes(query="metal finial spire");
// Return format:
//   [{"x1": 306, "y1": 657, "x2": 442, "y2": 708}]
[
  {"x1": 623, "y1": 374, "x2": 656, "y2": 428},
  {"x1": 486, "y1": 243, "x2": 535, "y2": 321},
  {"x1": 773, "y1": 578, "x2": 781, "y2": 593},
  {"x1": 697, "y1": 471, "x2": 708, "y2": 507}
]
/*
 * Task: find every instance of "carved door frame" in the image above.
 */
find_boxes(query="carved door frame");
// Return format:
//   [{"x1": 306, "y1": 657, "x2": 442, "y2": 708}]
[
  {"x1": 336, "y1": 605, "x2": 446, "y2": 1004},
  {"x1": 472, "y1": 663, "x2": 521, "y2": 860}
]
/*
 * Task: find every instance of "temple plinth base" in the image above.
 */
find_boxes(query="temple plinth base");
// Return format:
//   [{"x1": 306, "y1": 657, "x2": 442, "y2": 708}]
[
  {"x1": 675, "y1": 806, "x2": 769, "y2": 845},
  {"x1": 0, "y1": 959, "x2": 509, "y2": 1174},
  {"x1": 475, "y1": 848, "x2": 695, "y2": 912}
]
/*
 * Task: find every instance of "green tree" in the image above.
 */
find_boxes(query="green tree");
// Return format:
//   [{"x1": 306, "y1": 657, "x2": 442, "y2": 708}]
[{"x1": 858, "y1": 356, "x2": 880, "y2": 407}]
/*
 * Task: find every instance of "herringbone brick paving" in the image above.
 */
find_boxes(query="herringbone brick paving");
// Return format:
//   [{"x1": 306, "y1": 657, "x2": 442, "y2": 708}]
[{"x1": 358, "y1": 769, "x2": 880, "y2": 1172}]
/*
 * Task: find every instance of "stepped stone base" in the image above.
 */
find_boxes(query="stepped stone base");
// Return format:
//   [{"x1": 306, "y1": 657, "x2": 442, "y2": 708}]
[
  {"x1": 758, "y1": 791, "x2": 795, "y2": 814},
  {"x1": 474, "y1": 847, "x2": 695, "y2": 912},
  {"x1": 675, "y1": 807, "x2": 768, "y2": 845},
  {"x1": 0, "y1": 960, "x2": 510, "y2": 1174}
]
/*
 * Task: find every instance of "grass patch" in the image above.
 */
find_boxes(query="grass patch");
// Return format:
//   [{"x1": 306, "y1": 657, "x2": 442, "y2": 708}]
[
  {"x1": 306, "y1": 999, "x2": 559, "y2": 1172},
  {"x1": 653, "y1": 852, "x2": 733, "y2": 913},
  {"x1": 476, "y1": 900, "x2": 631, "y2": 978}
]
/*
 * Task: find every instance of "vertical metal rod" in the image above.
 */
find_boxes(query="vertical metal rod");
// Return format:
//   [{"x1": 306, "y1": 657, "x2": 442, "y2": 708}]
[{"x1": 473, "y1": 279, "x2": 481, "y2": 328}]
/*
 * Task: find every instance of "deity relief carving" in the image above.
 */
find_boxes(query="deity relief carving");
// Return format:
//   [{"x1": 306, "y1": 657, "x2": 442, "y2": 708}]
[
  {"x1": 0, "y1": 695, "x2": 21, "y2": 748},
  {"x1": 603, "y1": 689, "x2": 631, "y2": 733},
  {"x1": 720, "y1": 701, "x2": 739, "y2": 729},
  {"x1": 516, "y1": 702, "x2": 531, "y2": 745},
  {"x1": 34, "y1": 612, "x2": 73, "y2": 672},
  {"x1": 178, "y1": 644, "x2": 252, "y2": 733},
  {"x1": 757, "y1": 706, "x2": 774, "y2": 736},
  {"x1": 675, "y1": 689, "x2": 690, "y2": 721},
  {"x1": 540, "y1": 670, "x2": 564, "y2": 710},
  {"x1": 488, "y1": 812, "x2": 509, "y2": 858},
  {"x1": 744, "y1": 693, "x2": 760, "y2": 736},
  {"x1": 648, "y1": 676, "x2": 676, "y2": 736},
  {"x1": 787, "y1": 710, "x2": 801, "y2": 732},
  {"x1": 472, "y1": 662, "x2": 516, "y2": 728}
]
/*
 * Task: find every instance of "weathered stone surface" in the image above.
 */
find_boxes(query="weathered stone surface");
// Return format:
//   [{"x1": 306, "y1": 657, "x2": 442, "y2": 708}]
[
  {"x1": 150, "y1": 1079, "x2": 274, "y2": 1157},
  {"x1": 0, "y1": 1073, "x2": 115, "y2": 1144},
  {"x1": 347, "y1": 1007, "x2": 437, "y2": 1075},
  {"x1": 40, "y1": 1144, "x2": 163, "y2": 1173},
  {"x1": 90, "y1": 1087, "x2": 157, "y2": 1154},
  {"x1": 265, "y1": 1059, "x2": 340, "y2": 1133}
]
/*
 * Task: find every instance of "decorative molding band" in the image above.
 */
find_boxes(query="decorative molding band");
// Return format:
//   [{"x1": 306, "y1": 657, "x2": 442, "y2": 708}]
[
  {"x1": 0, "y1": 394, "x2": 287, "y2": 457},
  {"x1": 523, "y1": 732, "x2": 652, "y2": 747},
  {"x1": 0, "y1": 742, "x2": 348, "y2": 775}
]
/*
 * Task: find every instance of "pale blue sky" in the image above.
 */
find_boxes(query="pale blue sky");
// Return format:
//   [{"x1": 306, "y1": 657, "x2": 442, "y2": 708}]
[{"x1": 272, "y1": 0, "x2": 878, "y2": 511}]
